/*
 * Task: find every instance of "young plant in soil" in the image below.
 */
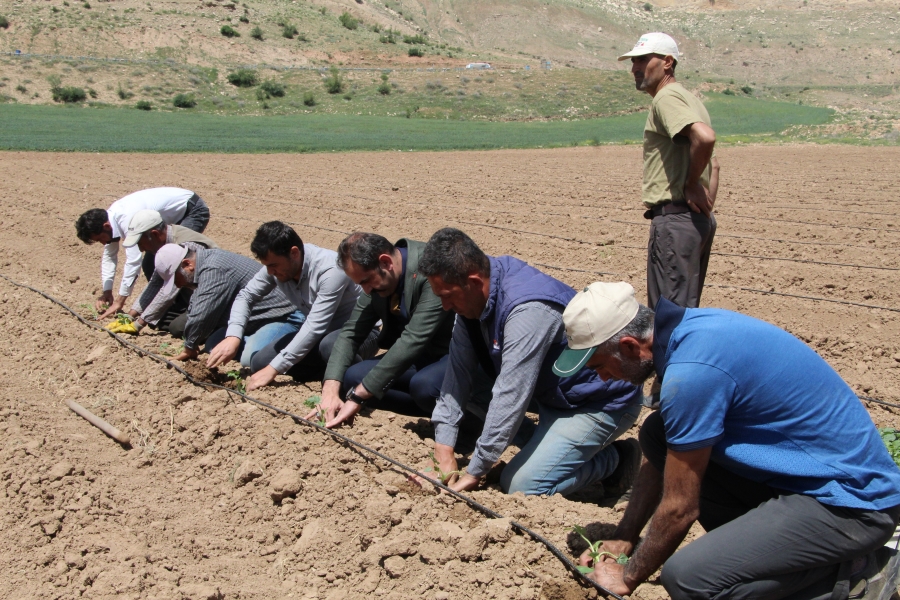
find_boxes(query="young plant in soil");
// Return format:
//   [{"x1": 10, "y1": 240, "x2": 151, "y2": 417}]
[
  {"x1": 303, "y1": 395, "x2": 326, "y2": 426},
  {"x1": 78, "y1": 302, "x2": 100, "y2": 319},
  {"x1": 880, "y1": 428, "x2": 900, "y2": 467},
  {"x1": 570, "y1": 525, "x2": 629, "y2": 574},
  {"x1": 226, "y1": 369, "x2": 246, "y2": 394},
  {"x1": 423, "y1": 451, "x2": 462, "y2": 484},
  {"x1": 114, "y1": 313, "x2": 133, "y2": 326}
]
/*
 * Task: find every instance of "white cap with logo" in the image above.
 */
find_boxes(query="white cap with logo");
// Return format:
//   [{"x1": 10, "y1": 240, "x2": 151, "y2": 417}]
[
  {"x1": 553, "y1": 282, "x2": 640, "y2": 377},
  {"x1": 123, "y1": 209, "x2": 165, "y2": 248},
  {"x1": 618, "y1": 32, "x2": 680, "y2": 63}
]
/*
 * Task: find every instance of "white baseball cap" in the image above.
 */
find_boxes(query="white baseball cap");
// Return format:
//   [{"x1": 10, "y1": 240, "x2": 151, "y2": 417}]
[
  {"x1": 553, "y1": 282, "x2": 640, "y2": 377},
  {"x1": 154, "y1": 243, "x2": 189, "y2": 295},
  {"x1": 618, "y1": 32, "x2": 681, "y2": 63},
  {"x1": 123, "y1": 209, "x2": 165, "y2": 247}
]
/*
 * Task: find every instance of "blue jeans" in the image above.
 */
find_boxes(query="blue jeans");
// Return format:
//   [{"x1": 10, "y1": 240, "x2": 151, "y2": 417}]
[
  {"x1": 500, "y1": 400, "x2": 642, "y2": 496},
  {"x1": 204, "y1": 310, "x2": 306, "y2": 367}
]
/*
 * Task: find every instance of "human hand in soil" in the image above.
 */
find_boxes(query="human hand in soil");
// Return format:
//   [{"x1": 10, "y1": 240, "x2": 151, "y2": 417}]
[
  {"x1": 246, "y1": 365, "x2": 278, "y2": 392},
  {"x1": 97, "y1": 294, "x2": 126, "y2": 320},
  {"x1": 174, "y1": 347, "x2": 199, "y2": 361},
  {"x1": 683, "y1": 180, "x2": 713, "y2": 217},
  {"x1": 95, "y1": 290, "x2": 113, "y2": 314},
  {"x1": 447, "y1": 473, "x2": 480, "y2": 493},
  {"x1": 579, "y1": 539, "x2": 634, "y2": 568},
  {"x1": 207, "y1": 336, "x2": 241, "y2": 368},
  {"x1": 586, "y1": 560, "x2": 630, "y2": 596},
  {"x1": 433, "y1": 443, "x2": 461, "y2": 486}
]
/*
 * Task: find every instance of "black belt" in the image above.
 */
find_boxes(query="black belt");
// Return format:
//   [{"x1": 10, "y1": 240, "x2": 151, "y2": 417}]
[{"x1": 644, "y1": 201, "x2": 691, "y2": 219}]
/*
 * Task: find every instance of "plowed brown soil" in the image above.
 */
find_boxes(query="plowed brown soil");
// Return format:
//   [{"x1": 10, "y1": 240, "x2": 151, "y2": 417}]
[{"x1": 1, "y1": 145, "x2": 899, "y2": 600}]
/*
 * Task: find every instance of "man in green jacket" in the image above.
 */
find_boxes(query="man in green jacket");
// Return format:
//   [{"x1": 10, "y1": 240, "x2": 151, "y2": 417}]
[{"x1": 312, "y1": 232, "x2": 455, "y2": 429}]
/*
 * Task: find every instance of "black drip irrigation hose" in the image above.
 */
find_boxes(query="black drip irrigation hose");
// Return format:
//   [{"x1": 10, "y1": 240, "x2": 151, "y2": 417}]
[{"x1": 0, "y1": 273, "x2": 624, "y2": 600}]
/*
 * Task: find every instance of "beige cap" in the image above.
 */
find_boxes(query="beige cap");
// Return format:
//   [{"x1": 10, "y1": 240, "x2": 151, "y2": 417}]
[
  {"x1": 123, "y1": 209, "x2": 165, "y2": 248},
  {"x1": 553, "y1": 282, "x2": 640, "y2": 377}
]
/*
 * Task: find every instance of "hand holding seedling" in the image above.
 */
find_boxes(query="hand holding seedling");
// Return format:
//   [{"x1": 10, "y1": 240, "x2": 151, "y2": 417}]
[
  {"x1": 207, "y1": 336, "x2": 241, "y2": 368},
  {"x1": 572, "y1": 525, "x2": 631, "y2": 595},
  {"x1": 226, "y1": 369, "x2": 246, "y2": 394},
  {"x1": 430, "y1": 443, "x2": 480, "y2": 492},
  {"x1": 95, "y1": 291, "x2": 114, "y2": 315},
  {"x1": 246, "y1": 365, "x2": 278, "y2": 392},
  {"x1": 303, "y1": 396, "x2": 327, "y2": 426},
  {"x1": 97, "y1": 295, "x2": 127, "y2": 320},
  {"x1": 174, "y1": 347, "x2": 199, "y2": 361}
]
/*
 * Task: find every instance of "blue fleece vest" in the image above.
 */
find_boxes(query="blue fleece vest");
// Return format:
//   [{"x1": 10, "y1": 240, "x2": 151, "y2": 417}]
[{"x1": 464, "y1": 256, "x2": 639, "y2": 411}]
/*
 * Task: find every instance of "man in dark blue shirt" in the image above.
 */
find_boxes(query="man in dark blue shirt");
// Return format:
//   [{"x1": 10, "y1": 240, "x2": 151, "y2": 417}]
[{"x1": 554, "y1": 282, "x2": 900, "y2": 599}]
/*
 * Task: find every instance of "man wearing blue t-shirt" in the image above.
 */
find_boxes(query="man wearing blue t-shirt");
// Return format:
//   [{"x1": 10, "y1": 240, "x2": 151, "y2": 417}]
[{"x1": 553, "y1": 282, "x2": 900, "y2": 600}]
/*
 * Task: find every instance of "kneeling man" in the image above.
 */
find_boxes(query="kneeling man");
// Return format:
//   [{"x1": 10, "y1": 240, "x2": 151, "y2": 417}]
[
  {"x1": 555, "y1": 282, "x2": 900, "y2": 599},
  {"x1": 418, "y1": 228, "x2": 641, "y2": 496}
]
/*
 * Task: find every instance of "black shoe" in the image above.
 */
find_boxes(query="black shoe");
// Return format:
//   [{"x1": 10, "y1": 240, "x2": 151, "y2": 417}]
[
  {"x1": 849, "y1": 547, "x2": 900, "y2": 600},
  {"x1": 603, "y1": 438, "x2": 642, "y2": 498}
]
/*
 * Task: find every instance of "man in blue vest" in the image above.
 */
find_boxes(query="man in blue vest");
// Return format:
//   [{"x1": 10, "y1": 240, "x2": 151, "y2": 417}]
[
  {"x1": 418, "y1": 228, "x2": 642, "y2": 496},
  {"x1": 554, "y1": 282, "x2": 900, "y2": 599}
]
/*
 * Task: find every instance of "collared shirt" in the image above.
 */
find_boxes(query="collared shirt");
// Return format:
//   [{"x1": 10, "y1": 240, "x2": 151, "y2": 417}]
[
  {"x1": 653, "y1": 297, "x2": 900, "y2": 511},
  {"x1": 433, "y1": 301, "x2": 566, "y2": 477},
  {"x1": 182, "y1": 249, "x2": 294, "y2": 351},
  {"x1": 101, "y1": 187, "x2": 195, "y2": 296},
  {"x1": 225, "y1": 244, "x2": 361, "y2": 373}
]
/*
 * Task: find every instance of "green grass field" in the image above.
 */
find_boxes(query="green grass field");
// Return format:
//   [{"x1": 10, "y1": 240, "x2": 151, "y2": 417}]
[{"x1": 0, "y1": 93, "x2": 832, "y2": 152}]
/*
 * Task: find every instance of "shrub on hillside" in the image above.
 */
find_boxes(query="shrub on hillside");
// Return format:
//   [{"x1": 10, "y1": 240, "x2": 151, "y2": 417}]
[
  {"x1": 339, "y1": 12, "x2": 358, "y2": 30},
  {"x1": 741, "y1": 85, "x2": 753, "y2": 95},
  {"x1": 0, "y1": 16, "x2": 10, "y2": 29},
  {"x1": 220, "y1": 25, "x2": 239, "y2": 37},
  {"x1": 377, "y1": 73, "x2": 391, "y2": 95},
  {"x1": 260, "y1": 80, "x2": 285, "y2": 97},
  {"x1": 135, "y1": 100, "x2": 152, "y2": 110},
  {"x1": 302, "y1": 91, "x2": 316, "y2": 106},
  {"x1": 239, "y1": 14, "x2": 249, "y2": 23},
  {"x1": 408, "y1": 47, "x2": 424, "y2": 57},
  {"x1": 402, "y1": 34, "x2": 426, "y2": 45},
  {"x1": 282, "y1": 24, "x2": 298, "y2": 38},
  {"x1": 250, "y1": 26, "x2": 263, "y2": 40},
  {"x1": 227, "y1": 68, "x2": 258, "y2": 87},
  {"x1": 324, "y1": 66, "x2": 344, "y2": 94},
  {"x1": 380, "y1": 28, "x2": 396, "y2": 44},
  {"x1": 172, "y1": 93, "x2": 196, "y2": 108},
  {"x1": 51, "y1": 86, "x2": 86, "y2": 103}
]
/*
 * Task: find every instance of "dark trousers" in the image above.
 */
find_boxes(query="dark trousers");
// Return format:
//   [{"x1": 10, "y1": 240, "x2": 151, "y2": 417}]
[
  {"x1": 343, "y1": 354, "x2": 449, "y2": 415},
  {"x1": 249, "y1": 329, "x2": 341, "y2": 380},
  {"x1": 646, "y1": 210, "x2": 716, "y2": 309},
  {"x1": 140, "y1": 194, "x2": 210, "y2": 280},
  {"x1": 640, "y1": 411, "x2": 900, "y2": 600}
]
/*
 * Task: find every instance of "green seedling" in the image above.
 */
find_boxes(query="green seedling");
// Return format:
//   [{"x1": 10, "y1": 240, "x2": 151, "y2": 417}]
[
  {"x1": 303, "y1": 395, "x2": 326, "y2": 426},
  {"x1": 78, "y1": 302, "x2": 99, "y2": 319},
  {"x1": 570, "y1": 525, "x2": 629, "y2": 574},
  {"x1": 423, "y1": 451, "x2": 462, "y2": 484},
  {"x1": 880, "y1": 428, "x2": 900, "y2": 467},
  {"x1": 226, "y1": 369, "x2": 246, "y2": 394},
  {"x1": 114, "y1": 313, "x2": 133, "y2": 326}
]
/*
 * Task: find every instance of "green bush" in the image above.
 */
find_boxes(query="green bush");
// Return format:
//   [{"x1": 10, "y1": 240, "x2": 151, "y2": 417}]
[
  {"x1": 82, "y1": 1, "x2": 90, "y2": 7},
  {"x1": 324, "y1": 66, "x2": 344, "y2": 94},
  {"x1": 15, "y1": 84, "x2": 26, "y2": 93},
  {"x1": 0, "y1": 16, "x2": 9, "y2": 29},
  {"x1": 227, "y1": 68, "x2": 258, "y2": 87},
  {"x1": 220, "y1": 25, "x2": 239, "y2": 37},
  {"x1": 135, "y1": 100, "x2": 152, "y2": 110},
  {"x1": 881, "y1": 429, "x2": 900, "y2": 467},
  {"x1": 338, "y1": 12, "x2": 358, "y2": 30},
  {"x1": 643, "y1": 2, "x2": 652, "y2": 10},
  {"x1": 377, "y1": 72, "x2": 391, "y2": 95},
  {"x1": 722, "y1": 88, "x2": 735, "y2": 96},
  {"x1": 402, "y1": 34, "x2": 426, "y2": 45},
  {"x1": 297, "y1": 32, "x2": 308, "y2": 42},
  {"x1": 249, "y1": 26, "x2": 263, "y2": 40},
  {"x1": 282, "y1": 24, "x2": 297, "y2": 38},
  {"x1": 117, "y1": 86, "x2": 134, "y2": 100},
  {"x1": 380, "y1": 31, "x2": 396, "y2": 44},
  {"x1": 172, "y1": 93, "x2": 196, "y2": 108},
  {"x1": 302, "y1": 91, "x2": 316, "y2": 106},
  {"x1": 260, "y1": 80, "x2": 285, "y2": 97},
  {"x1": 51, "y1": 86, "x2": 86, "y2": 103},
  {"x1": 87, "y1": 88, "x2": 98, "y2": 99},
  {"x1": 408, "y1": 47, "x2": 424, "y2": 57},
  {"x1": 239, "y1": 14, "x2": 249, "y2": 23},
  {"x1": 741, "y1": 85, "x2": 753, "y2": 95}
]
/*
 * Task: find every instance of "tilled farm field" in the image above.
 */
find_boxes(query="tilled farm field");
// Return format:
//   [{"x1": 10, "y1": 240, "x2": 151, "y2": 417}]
[{"x1": 1, "y1": 146, "x2": 899, "y2": 600}]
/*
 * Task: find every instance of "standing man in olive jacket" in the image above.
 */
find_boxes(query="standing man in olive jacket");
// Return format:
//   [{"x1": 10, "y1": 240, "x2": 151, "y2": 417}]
[{"x1": 312, "y1": 232, "x2": 455, "y2": 429}]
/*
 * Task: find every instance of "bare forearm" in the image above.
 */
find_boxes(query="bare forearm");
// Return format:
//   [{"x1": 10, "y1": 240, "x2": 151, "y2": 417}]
[
  {"x1": 686, "y1": 123, "x2": 716, "y2": 186},
  {"x1": 708, "y1": 157, "x2": 720, "y2": 205},
  {"x1": 623, "y1": 501, "x2": 698, "y2": 588},
  {"x1": 612, "y1": 459, "x2": 664, "y2": 544}
]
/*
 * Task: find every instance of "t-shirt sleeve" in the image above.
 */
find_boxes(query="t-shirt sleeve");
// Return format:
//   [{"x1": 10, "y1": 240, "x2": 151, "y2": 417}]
[
  {"x1": 655, "y1": 91, "x2": 703, "y2": 141},
  {"x1": 660, "y1": 362, "x2": 737, "y2": 452}
]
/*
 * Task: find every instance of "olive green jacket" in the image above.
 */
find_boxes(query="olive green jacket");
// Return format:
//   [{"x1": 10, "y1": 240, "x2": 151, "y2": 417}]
[{"x1": 323, "y1": 238, "x2": 455, "y2": 398}]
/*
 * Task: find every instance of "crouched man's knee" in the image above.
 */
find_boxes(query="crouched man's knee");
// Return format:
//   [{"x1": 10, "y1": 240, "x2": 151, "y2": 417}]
[
  {"x1": 659, "y1": 549, "x2": 707, "y2": 600},
  {"x1": 499, "y1": 464, "x2": 551, "y2": 496}
]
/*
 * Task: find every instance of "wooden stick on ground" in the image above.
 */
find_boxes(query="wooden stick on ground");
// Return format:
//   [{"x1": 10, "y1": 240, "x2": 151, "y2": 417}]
[{"x1": 66, "y1": 399, "x2": 131, "y2": 446}]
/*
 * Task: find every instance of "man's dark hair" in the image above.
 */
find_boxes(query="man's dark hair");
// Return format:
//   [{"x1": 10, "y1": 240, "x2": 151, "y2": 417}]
[
  {"x1": 336, "y1": 232, "x2": 394, "y2": 271},
  {"x1": 250, "y1": 221, "x2": 303, "y2": 259},
  {"x1": 75, "y1": 208, "x2": 109, "y2": 244},
  {"x1": 419, "y1": 228, "x2": 490, "y2": 286}
]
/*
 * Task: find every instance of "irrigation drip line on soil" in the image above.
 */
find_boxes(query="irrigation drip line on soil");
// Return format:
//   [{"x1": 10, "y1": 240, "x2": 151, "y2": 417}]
[
  {"x1": 0, "y1": 272, "x2": 625, "y2": 600},
  {"x1": 534, "y1": 263, "x2": 900, "y2": 314}
]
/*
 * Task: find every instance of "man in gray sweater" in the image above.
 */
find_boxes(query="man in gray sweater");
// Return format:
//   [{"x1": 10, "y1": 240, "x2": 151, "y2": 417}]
[{"x1": 207, "y1": 221, "x2": 367, "y2": 392}]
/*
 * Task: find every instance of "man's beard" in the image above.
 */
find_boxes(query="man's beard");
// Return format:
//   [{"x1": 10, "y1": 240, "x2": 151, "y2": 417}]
[
  {"x1": 619, "y1": 356, "x2": 656, "y2": 386},
  {"x1": 179, "y1": 267, "x2": 198, "y2": 290}
]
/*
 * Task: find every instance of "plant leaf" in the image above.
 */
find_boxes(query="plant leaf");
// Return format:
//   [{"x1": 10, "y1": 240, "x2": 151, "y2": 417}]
[{"x1": 576, "y1": 566, "x2": 594, "y2": 574}]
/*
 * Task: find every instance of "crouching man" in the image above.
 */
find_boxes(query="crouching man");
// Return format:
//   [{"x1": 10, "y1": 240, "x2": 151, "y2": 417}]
[
  {"x1": 153, "y1": 244, "x2": 300, "y2": 364},
  {"x1": 555, "y1": 282, "x2": 900, "y2": 599},
  {"x1": 207, "y1": 221, "x2": 363, "y2": 392},
  {"x1": 418, "y1": 228, "x2": 641, "y2": 496}
]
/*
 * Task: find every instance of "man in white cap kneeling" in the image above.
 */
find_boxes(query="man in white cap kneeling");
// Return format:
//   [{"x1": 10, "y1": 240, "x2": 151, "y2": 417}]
[{"x1": 554, "y1": 283, "x2": 900, "y2": 599}]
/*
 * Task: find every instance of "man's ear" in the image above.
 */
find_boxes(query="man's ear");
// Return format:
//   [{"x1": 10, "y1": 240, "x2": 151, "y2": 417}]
[
  {"x1": 290, "y1": 246, "x2": 302, "y2": 262},
  {"x1": 103, "y1": 222, "x2": 113, "y2": 233},
  {"x1": 466, "y1": 272, "x2": 485, "y2": 290},
  {"x1": 180, "y1": 258, "x2": 193, "y2": 271},
  {"x1": 619, "y1": 336, "x2": 643, "y2": 359},
  {"x1": 378, "y1": 253, "x2": 393, "y2": 271}
]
